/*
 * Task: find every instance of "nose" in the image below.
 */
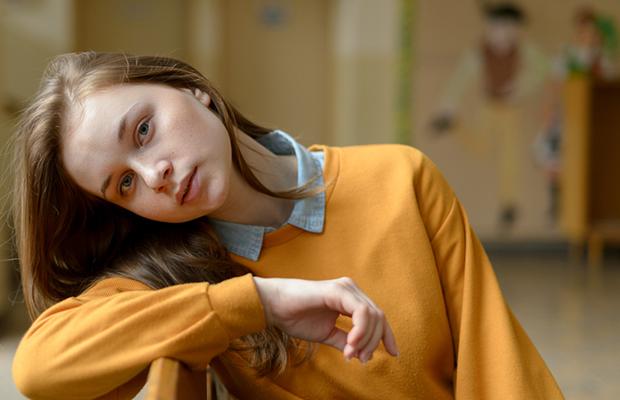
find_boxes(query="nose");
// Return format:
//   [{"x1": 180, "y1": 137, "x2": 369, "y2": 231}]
[{"x1": 139, "y1": 159, "x2": 173, "y2": 193}]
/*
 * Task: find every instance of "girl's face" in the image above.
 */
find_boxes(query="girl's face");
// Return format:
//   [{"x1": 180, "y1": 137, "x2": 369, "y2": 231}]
[{"x1": 62, "y1": 83, "x2": 233, "y2": 223}]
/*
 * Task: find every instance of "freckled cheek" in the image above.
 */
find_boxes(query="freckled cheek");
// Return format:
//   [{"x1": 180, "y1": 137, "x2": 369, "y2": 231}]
[{"x1": 134, "y1": 194, "x2": 167, "y2": 217}]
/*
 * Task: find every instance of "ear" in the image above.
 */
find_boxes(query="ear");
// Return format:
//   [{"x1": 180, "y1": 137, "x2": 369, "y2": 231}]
[
  {"x1": 191, "y1": 88, "x2": 211, "y2": 107},
  {"x1": 182, "y1": 87, "x2": 211, "y2": 107}
]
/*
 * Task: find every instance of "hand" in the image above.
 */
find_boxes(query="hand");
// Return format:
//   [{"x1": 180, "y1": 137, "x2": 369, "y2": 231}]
[{"x1": 253, "y1": 276, "x2": 399, "y2": 363}]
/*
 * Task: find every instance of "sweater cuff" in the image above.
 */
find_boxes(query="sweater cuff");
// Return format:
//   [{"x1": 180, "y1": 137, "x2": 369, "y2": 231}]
[{"x1": 208, "y1": 274, "x2": 267, "y2": 340}]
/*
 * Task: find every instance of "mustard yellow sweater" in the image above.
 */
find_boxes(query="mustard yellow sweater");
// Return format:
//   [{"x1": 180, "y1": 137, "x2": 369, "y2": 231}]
[{"x1": 13, "y1": 145, "x2": 564, "y2": 399}]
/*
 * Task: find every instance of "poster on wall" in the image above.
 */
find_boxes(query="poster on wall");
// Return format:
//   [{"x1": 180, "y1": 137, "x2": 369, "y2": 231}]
[{"x1": 414, "y1": 1, "x2": 619, "y2": 242}]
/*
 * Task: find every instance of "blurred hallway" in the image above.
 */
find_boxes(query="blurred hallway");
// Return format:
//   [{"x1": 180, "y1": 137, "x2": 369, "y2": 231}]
[{"x1": 1, "y1": 251, "x2": 619, "y2": 399}]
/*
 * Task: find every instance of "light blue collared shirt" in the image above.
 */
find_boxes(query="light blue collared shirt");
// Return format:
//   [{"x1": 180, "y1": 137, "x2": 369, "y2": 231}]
[{"x1": 209, "y1": 130, "x2": 325, "y2": 261}]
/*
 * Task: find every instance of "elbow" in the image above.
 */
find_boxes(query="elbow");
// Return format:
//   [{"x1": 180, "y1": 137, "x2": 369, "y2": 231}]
[
  {"x1": 13, "y1": 339, "x2": 56, "y2": 399},
  {"x1": 13, "y1": 371, "x2": 42, "y2": 399}
]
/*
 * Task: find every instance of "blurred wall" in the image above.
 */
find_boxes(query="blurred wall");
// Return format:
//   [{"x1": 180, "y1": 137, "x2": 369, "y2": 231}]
[
  {"x1": 202, "y1": 0, "x2": 401, "y2": 147},
  {"x1": 0, "y1": 0, "x2": 76, "y2": 314},
  {"x1": 220, "y1": 0, "x2": 331, "y2": 145},
  {"x1": 37, "y1": 0, "x2": 401, "y2": 147},
  {"x1": 74, "y1": 0, "x2": 187, "y2": 58},
  {"x1": 331, "y1": 0, "x2": 400, "y2": 146},
  {"x1": 0, "y1": 5, "x2": 9, "y2": 315},
  {"x1": 0, "y1": 0, "x2": 74, "y2": 98},
  {"x1": 186, "y1": 0, "x2": 225, "y2": 86}
]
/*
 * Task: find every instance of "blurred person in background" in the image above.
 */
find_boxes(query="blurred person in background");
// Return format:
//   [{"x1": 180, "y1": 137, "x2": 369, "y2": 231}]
[{"x1": 431, "y1": 2, "x2": 549, "y2": 231}]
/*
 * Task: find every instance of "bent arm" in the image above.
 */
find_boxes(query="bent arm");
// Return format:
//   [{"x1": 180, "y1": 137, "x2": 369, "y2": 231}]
[
  {"x1": 432, "y1": 200, "x2": 564, "y2": 399},
  {"x1": 415, "y1": 155, "x2": 564, "y2": 399},
  {"x1": 13, "y1": 274, "x2": 264, "y2": 400}
]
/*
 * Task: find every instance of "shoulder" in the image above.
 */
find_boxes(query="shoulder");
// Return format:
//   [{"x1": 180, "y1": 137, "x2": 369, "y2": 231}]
[
  {"x1": 335, "y1": 143, "x2": 427, "y2": 169},
  {"x1": 78, "y1": 277, "x2": 152, "y2": 301},
  {"x1": 330, "y1": 144, "x2": 456, "y2": 236},
  {"x1": 334, "y1": 144, "x2": 443, "y2": 181},
  {"x1": 324, "y1": 143, "x2": 455, "y2": 204}
]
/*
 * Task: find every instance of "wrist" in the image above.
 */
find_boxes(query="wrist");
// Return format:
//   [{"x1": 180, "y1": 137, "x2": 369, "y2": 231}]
[{"x1": 253, "y1": 277, "x2": 274, "y2": 325}]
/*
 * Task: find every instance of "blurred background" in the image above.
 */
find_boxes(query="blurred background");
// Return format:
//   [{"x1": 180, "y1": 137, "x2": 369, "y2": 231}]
[{"x1": 0, "y1": 0, "x2": 619, "y2": 398}]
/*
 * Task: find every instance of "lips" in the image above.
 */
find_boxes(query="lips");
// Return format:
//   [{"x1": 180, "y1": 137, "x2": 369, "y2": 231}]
[{"x1": 176, "y1": 167, "x2": 197, "y2": 205}]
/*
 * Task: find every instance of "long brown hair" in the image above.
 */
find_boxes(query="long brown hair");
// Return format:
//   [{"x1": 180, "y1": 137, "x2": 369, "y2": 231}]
[
  {"x1": 12, "y1": 52, "x2": 317, "y2": 374},
  {"x1": 101, "y1": 218, "x2": 308, "y2": 375}
]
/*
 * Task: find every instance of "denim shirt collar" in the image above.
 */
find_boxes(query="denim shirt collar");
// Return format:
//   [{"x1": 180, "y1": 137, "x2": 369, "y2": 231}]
[{"x1": 209, "y1": 130, "x2": 325, "y2": 261}]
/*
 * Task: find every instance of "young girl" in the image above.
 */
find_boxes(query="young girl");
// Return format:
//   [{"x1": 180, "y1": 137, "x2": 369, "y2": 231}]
[{"x1": 11, "y1": 52, "x2": 563, "y2": 399}]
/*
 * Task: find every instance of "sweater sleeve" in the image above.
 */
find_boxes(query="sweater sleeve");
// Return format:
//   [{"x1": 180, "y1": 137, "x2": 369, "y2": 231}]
[
  {"x1": 415, "y1": 154, "x2": 564, "y2": 399},
  {"x1": 12, "y1": 273, "x2": 265, "y2": 400}
]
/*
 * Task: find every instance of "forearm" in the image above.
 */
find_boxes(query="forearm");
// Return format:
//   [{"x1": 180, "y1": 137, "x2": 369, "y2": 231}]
[{"x1": 13, "y1": 274, "x2": 265, "y2": 400}]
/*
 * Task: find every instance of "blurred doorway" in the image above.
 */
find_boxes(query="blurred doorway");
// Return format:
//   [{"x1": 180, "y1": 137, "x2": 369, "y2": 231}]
[{"x1": 222, "y1": 0, "x2": 331, "y2": 146}]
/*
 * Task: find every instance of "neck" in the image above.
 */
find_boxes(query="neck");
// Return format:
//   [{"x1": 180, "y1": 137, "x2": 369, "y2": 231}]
[{"x1": 208, "y1": 129, "x2": 297, "y2": 227}]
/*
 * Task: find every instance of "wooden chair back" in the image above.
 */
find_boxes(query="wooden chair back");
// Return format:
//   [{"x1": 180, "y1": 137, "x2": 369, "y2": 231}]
[{"x1": 144, "y1": 358, "x2": 212, "y2": 400}]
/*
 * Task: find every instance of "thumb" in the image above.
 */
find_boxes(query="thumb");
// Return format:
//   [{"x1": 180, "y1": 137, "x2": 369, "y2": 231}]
[{"x1": 320, "y1": 327, "x2": 348, "y2": 352}]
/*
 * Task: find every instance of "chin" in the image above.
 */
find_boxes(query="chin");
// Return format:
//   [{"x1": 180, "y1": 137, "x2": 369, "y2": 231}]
[{"x1": 152, "y1": 215, "x2": 193, "y2": 224}]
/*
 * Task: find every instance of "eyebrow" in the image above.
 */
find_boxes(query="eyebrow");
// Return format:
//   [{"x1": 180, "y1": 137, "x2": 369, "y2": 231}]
[{"x1": 100, "y1": 103, "x2": 140, "y2": 199}]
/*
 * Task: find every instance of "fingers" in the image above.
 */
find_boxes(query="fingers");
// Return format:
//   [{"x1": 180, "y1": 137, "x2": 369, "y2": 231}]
[
  {"x1": 348, "y1": 305, "x2": 388, "y2": 363},
  {"x1": 321, "y1": 327, "x2": 348, "y2": 352},
  {"x1": 347, "y1": 304, "x2": 371, "y2": 348},
  {"x1": 358, "y1": 311, "x2": 384, "y2": 363},
  {"x1": 327, "y1": 277, "x2": 399, "y2": 363},
  {"x1": 348, "y1": 304, "x2": 377, "y2": 360},
  {"x1": 382, "y1": 319, "x2": 400, "y2": 357},
  {"x1": 351, "y1": 315, "x2": 400, "y2": 362}
]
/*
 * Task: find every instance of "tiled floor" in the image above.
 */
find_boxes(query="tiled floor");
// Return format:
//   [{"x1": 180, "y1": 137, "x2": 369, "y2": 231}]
[
  {"x1": 0, "y1": 305, "x2": 27, "y2": 400},
  {"x1": 491, "y1": 252, "x2": 620, "y2": 400},
  {"x1": 1, "y1": 251, "x2": 619, "y2": 399}
]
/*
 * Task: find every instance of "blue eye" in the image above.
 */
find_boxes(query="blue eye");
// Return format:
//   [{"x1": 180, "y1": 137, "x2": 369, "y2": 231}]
[
  {"x1": 119, "y1": 173, "x2": 134, "y2": 194},
  {"x1": 137, "y1": 121, "x2": 150, "y2": 143}
]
